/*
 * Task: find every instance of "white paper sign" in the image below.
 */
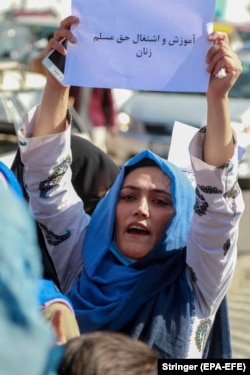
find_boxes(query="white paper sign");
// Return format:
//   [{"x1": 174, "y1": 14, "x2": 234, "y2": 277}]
[
  {"x1": 168, "y1": 121, "x2": 199, "y2": 168},
  {"x1": 168, "y1": 121, "x2": 199, "y2": 186},
  {"x1": 168, "y1": 121, "x2": 247, "y2": 186},
  {"x1": 64, "y1": 0, "x2": 216, "y2": 92}
]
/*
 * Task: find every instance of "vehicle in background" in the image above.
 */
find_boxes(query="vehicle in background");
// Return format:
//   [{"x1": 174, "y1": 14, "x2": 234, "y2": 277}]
[
  {"x1": 107, "y1": 91, "x2": 203, "y2": 166},
  {"x1": 0, "y1": 63, "x2": 91, "y2": 168},
  {"x1": 11, "y1": 9, "x2": 60, "y2": 41},
  {"x1": 1, "y1": 8, "x2": 60, "y2": 39},
  {"x1": 0, "y1": 64, "x2": 45, "y2": 166},
  {"x1": 0, "y1": 8, "x2": 61, "y2": 68},
  {"x1": 0, "y1": 61, "x2": 46, "y2": 128},
  {"x1": 107, "y1": 60, "x2": 250, "y2": 189},
  {"x1": 0, "y1": 22, "x2": 35, "y2": 64},
  {"x1": 2, "y1": 9, "x2": 59, "y2": 19}
]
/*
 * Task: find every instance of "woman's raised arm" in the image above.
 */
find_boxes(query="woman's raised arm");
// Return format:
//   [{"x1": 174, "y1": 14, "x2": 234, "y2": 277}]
[
  {"x1": 204, "y1": 32, "x2": 242, "y2": 166},
  {"x1": 33, "y1": 16, "x2": 80, "y2": 137}
]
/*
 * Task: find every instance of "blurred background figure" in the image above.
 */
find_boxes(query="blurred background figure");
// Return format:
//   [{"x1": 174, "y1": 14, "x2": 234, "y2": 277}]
[
  {"x1": 0, "y1": 164, "x2": 62, "y2": 375},
  {"x1": 79, "y1": 87, "x2": 117, "y2": 153}
]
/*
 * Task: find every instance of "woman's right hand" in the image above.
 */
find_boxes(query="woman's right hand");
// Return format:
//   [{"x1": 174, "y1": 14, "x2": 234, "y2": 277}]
[
  {"x1": 33, "y1": 16, "x2": 81, "y2": 137},
  {"x1": 44, "y1": 15, "x2": 80, "y2": 86}
]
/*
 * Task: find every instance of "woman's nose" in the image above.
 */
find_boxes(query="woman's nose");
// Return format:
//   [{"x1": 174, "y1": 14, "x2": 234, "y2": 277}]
[{"x1": 134, "y1": 198, "x2": 150, "y2": 217}]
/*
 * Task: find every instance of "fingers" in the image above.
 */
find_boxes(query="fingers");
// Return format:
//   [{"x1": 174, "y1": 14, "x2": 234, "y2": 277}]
[
  {"x1": 47, "y1": 16, "x2": 80, "y2": 55},
  {"x1": 207, "y1": 31, "x2": 229, "y2": 46},
  {"x1": 60, "y1": 15, "x2": 80, "y2": 30},
  {"x1": 206, "y1": 32, "x2": 242, "y2": 79},
  {"x1": 206, "y1": 32, "x2": 229, "y2": 74},
  {"x1": 55, "y1": 15, "x2": 80, "y2": 43}
]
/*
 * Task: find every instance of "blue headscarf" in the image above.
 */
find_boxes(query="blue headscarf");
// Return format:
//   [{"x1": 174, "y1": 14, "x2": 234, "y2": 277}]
[
  {"x1": 0, "y1": 161, "x2": 23, "y2": 200},
  {"x1": 68, "y1": 149, "x2": 231, "y2": 358}
]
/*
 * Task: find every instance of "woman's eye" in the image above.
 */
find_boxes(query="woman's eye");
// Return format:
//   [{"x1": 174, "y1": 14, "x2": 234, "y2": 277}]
[
  {"x1": 154, "y1": 199, "x2": 172, "y2": 207},
  {"x1": 120, "y1": 194, "x2": 135, "y2": 201}
]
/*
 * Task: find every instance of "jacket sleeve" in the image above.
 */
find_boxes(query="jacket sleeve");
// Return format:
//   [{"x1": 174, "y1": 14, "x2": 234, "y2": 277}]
[
  {"x1": 18, "y1": 105, "x2": 90, "y2": 293},
  {"x1": 186, "y1": 128, "x2": 245, "y2": 317}
]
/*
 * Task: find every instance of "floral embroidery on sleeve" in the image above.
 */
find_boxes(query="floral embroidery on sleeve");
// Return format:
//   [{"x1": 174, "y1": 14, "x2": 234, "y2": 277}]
[
  {"x1": 224, "y1": 181, "x2": 241, "y2": 216},
  {"x1": 39, "y1": 155, "x2": 72, "y2": 198},
  {"x1": 195, "y1": 319, "x2": 211, "y2": 352},
  {"x1": 198, "y1": 185, "x2": 222, "y2": 194},
  {"x1": 39, "y1": 222, "x2": 71, "y2": 246},
  {"x1": 194, "y1": 188, "x2": 208, "y2": 216}
]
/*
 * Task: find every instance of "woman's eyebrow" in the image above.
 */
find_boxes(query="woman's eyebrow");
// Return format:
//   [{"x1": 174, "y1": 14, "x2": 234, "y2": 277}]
[
  {"x1": 120, "y1": 185, "x2": 140, "y2": 191},
  {"x1": 121, "y1": 185, "x2": 172, "y2": 197}
]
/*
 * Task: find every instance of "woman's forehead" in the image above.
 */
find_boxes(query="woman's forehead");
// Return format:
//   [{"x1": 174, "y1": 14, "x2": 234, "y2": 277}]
[{"x1": 122, "y1": 166, "x2": 171, "y2": 189}]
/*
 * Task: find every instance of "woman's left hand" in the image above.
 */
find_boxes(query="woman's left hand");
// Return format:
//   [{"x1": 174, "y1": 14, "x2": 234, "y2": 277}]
[{"x1": 206, "y1": 32, "x2": 242, "y2": 98}]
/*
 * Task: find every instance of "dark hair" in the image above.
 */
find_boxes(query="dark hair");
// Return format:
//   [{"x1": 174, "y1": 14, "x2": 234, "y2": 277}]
[{"x1": 58, "y1": 331, "x2": 159, "y2": 375}]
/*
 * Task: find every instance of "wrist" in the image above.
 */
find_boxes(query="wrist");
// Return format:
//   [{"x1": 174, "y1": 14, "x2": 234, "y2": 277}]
[{"x1": 206, "y1": 90, "x2": 229, "y2": 101}]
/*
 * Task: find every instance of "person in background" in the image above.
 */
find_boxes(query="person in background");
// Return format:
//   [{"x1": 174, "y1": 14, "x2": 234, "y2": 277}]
[
  {"x1": 38, "y1": 278, "x2": 81, "y2": 343},
  {"x1": 0, "y1": 163, "x2": 63, "y2": 375},
  {"x1": 79, "y1": 87, "x2": 117, "y2": 153},
  {"x1": 17, "y1": 15, "x2": 244, "y2": 359},
  {"x1": 57, "y1": 331, "x2": 158, "y2": 375},
  {"x1": 0, "y1": 164, "x2": 81, "y2": 344}
]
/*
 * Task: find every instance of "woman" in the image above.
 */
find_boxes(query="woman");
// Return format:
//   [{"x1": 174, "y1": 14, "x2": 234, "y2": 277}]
[{"x1": 18, "y1": 16, "x2": 244, "y2": 358}]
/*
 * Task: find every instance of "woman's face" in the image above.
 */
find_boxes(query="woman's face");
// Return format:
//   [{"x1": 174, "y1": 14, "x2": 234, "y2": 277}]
[{"x1": 115, "y1": 166, "x2": 174, "y2": 261}]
